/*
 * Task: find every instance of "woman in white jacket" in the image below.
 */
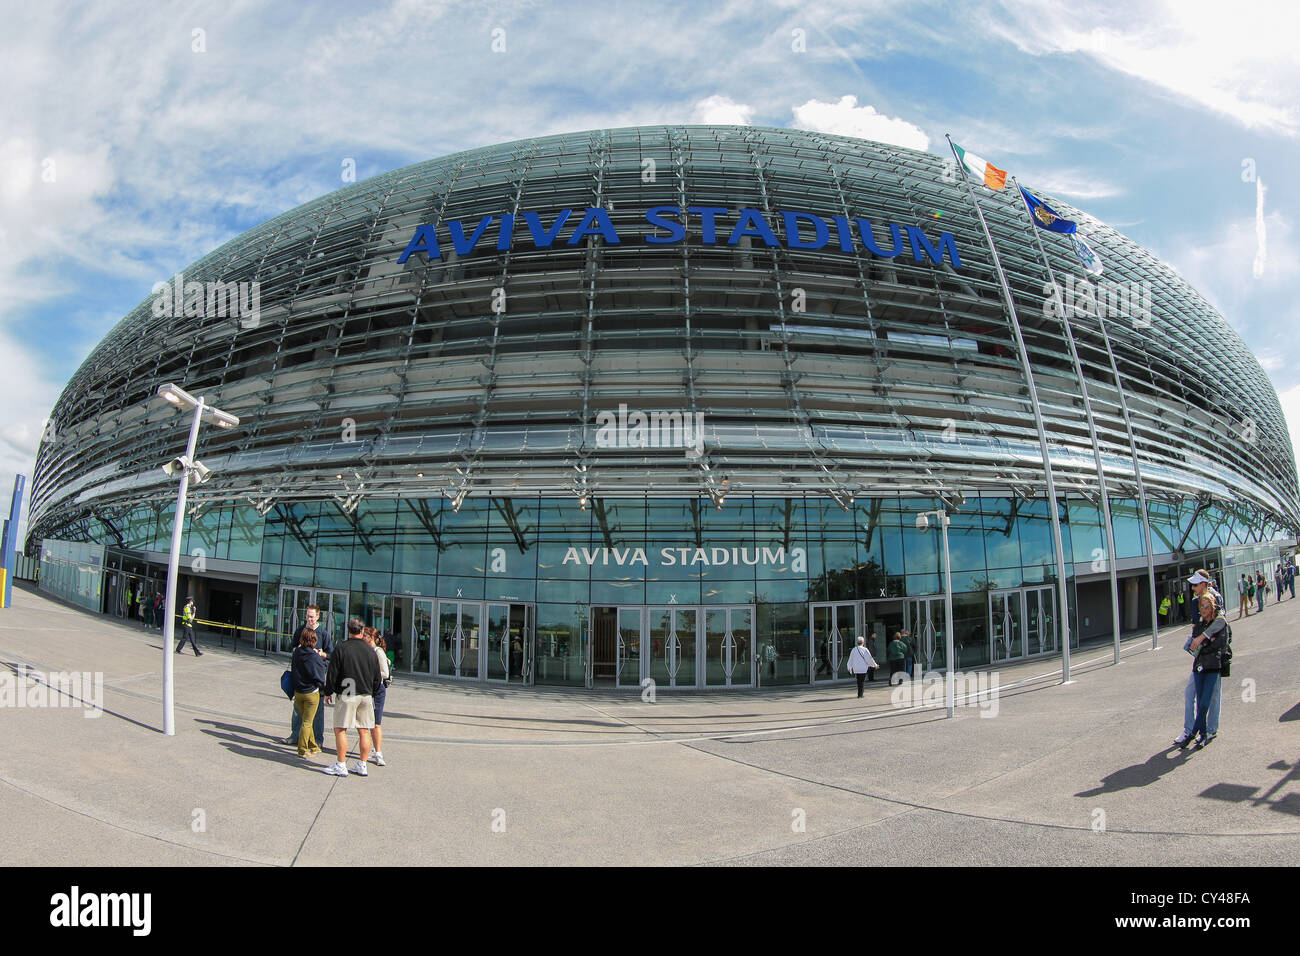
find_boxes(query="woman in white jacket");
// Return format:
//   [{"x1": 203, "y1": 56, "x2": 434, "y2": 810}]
[{"x1": 846, "y1": 635, "x2": 879, "y2": 699}]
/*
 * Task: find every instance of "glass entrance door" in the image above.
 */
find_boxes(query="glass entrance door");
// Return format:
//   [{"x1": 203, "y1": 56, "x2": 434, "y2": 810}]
[
  {"x1": 810, "y1": 602, "x2": 857, "y2": 682},
  {"x1": 990, "y1": 590, "x2": 1024, "y2": 663},
  {"x1": 705, "y1": 606, "x2": 754, "y2": 687},
  {"x1": 437, "y1": 600, "x2": 480, "y2": 679},
  {"x1": 648, "y1": 606, "x2": 698, "y2": 688},
  {"x1": 615, "y1": 607, "x2": 643, "y2": 688},
  {"x1": 1024, "y1": 587, "x2": 1056, "y2": 656},
  {"x1": 277, "y1": 586, "x2": 347, "y2": 653},
  {"x1": 906, "y1": 595, "x2": 945, "y2": 672},
  {"x1": 409, "y1": 599, "x2": 434, "y2": 674},
  {"x1": 860, "y1": 599, "x2": 905, "y2": 680}
]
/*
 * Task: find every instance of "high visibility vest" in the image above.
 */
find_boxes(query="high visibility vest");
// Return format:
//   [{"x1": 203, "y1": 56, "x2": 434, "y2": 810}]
[
  {"x1": 183, "y1": 604, "x2": 195, "y2": 625},
  {"x1": 1159, "y1": 597, "x2": 1171, "y2": 615},
  {"x1": 1177, "y1": 593, "x2": 1184, "y2": 605}
]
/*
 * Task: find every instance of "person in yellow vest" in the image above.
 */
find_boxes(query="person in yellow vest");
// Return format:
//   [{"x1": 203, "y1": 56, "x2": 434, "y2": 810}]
[
  {"x1": 1158, "y1": 595, "x2": 1171, "y2": 622},
  {"x1": 1176, "y1": 590, "x2": 1186, "y2": 622},
  {"x1": 176, "y1": 596, "x2": 202, "y2": 656}
]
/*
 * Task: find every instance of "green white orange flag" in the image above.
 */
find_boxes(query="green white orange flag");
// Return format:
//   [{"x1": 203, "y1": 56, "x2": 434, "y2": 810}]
[{"x1": 953, "y1": 143, "x2": 1007, "y2": 190}]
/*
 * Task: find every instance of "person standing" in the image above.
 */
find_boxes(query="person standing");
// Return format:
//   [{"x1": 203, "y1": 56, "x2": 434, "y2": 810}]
[
  {"x1": 1255, "y1": 572, "x2": 1267, "y2": 613},
  {"x1": 1158, "y1": 594, "x2": 1171, "y2": 623},
  {"x1": 900, "y1": 628, "x2": 916, "y2": 678},
  {"x1": 1174, "y1": 580, "x2": 1224, "y2": 747},
  {"x1": 363, "y1": 627, "x2": 390, "y2": 766},
  {"x1": 1275, "y1": 567, "x2": 1284, "y2": 603},
  {"x1": 1182, "y1": 595, "x2": 1228, "y2": 749},
  {"x1": 887, "y1": 631, "x2": 908, "y2": 683},
  {"x1": 291, "y1": 629, "x2": 328, "y2": 757},
  {"x1": 175, "y1": 596, "x2": 202, "y2": 656},
  {"x1": 286, "y1": 605, "x2": 332, "y2": 746},
  {"x1": 1237, "y1": 574, "x2": 1250, "y2": 619},
  {"x1": 322, "y1": 618, "x2": 381, "y2": 777},
  {"x1": 1289, "y1": 563, "x2": 1297, "y2": 600},
  {"x1": 846, "y1": 635, "x2": 879, "y2": 698}
]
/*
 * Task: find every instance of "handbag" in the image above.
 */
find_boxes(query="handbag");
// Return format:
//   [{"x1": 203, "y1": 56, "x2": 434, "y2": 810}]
[{"x1": 280, "y1": 669, "x2": 295, "y2": 699}]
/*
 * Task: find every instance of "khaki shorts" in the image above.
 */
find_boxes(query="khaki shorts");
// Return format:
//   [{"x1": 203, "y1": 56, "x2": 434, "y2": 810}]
[{"x1": 332, "y1": 694, "x2": 376, "y2": 730}]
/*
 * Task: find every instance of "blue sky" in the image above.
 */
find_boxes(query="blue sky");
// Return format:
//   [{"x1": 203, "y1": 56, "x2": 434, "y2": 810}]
[{"x1": 2, "y1": 0, "x2": 1297, "y2": 533}]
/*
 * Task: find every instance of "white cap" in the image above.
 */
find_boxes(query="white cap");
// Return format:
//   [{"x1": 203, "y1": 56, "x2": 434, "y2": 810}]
[{"x1": 1187, "y1": 572, "x2": 1210, "y2": 586}]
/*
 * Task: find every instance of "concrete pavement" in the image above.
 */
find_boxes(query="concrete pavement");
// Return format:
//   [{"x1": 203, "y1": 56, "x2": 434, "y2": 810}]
[{"x1": 1, "y1": 583, "x2": 1297, "y2": 865}]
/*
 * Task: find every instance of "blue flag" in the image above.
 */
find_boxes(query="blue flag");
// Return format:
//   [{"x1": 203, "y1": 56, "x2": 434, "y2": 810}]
[{"x1": 1019, "y1": 186, "x2": 1077, "y2": 234}]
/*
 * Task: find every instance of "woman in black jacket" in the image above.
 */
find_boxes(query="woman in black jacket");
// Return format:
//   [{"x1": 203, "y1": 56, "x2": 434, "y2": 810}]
[
  {"x1": 291, "y1": 630, "x2": 329, "y2": 756},
  {"x1": 1187, "y1": 595, "x2": 1228, "y2": 749}
]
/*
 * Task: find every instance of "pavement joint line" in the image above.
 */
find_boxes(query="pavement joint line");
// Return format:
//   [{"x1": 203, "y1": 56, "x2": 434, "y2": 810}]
[
  {"x1": 290, "y1": 776, "x2": 341, "y2": 867},
  {"x1": 0, "y1": 774, "x2": 280, "y2": 866}
]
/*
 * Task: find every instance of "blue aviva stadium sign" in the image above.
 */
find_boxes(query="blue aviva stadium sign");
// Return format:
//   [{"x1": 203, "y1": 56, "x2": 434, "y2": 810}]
[{"x1": 396, "y1": 205, "x2": 963, "y2": 268}]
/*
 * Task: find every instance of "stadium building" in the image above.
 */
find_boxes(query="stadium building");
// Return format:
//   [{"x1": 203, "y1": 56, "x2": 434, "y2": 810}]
[{"x1": 28, "y1": 125, "x2": 1299, "y2": 690}]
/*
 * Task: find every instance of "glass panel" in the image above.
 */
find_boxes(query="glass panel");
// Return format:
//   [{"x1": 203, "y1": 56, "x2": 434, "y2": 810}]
[
  {"x1": 509, "y1": 605, "x2": 530, "y2": 683},
  {"x1": 675, "y1": 608, "x2": 697, "y2": 688},
  {"x1": 730, "y1": 607, "x2": 753, "y2": 686},
  {"x1": 835, "y1": 603, "x2": 856, "y2": 679},
  {"x1": 437, "y1": 602, "x2": 459, "y2": 677},
  {"x1": 487, "y1": 604, "x2": 509, "y2": 681},
  {"x1": 647, "y1": 608, "x2": 673, "y2": 687},
  {"x1": 411, "y1": 600, "x2": 433, "y2": 674},
  {"x1": 991, "y1": 592, "x2": 1023, "y2": 661},
  {"x1": 617, "y1": 607, "x2": 641, "y2": 688},
  {"x1": 705, "y1": 609, "x2": 727, "y2": 686},
  {"x1": 460, "y1": 603, "x2": 481, "y2": 679}
]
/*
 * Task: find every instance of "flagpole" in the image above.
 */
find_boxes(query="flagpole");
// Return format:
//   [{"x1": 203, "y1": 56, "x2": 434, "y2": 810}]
[
  {"x1": 946, "y1": 134, "x2": 1072, "y2": 682},
  {"x1": 1013, "y1": 176, "x2": 1121, "y2": 665},
  {"x1": 1090, "y1": 298, "x2": 1162, "y2": 651}
]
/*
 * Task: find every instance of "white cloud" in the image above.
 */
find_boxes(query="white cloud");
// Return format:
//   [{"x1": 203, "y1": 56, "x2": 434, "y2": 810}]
[
  {"x1": 790, "y1": 95, "x2": 929, "y2": 150},
  {"x1": 1018, "y1": 169, "x2": 1123, "y2": 201},
  {"x1": 690, "y1": 95, "x2": 755, "y2": 126},
  {"x1": 990, "y1": 0, "x2": 1300, "y2": 137}
]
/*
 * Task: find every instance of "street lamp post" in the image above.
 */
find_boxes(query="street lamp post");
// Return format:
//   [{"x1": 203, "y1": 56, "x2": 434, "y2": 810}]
[
  {"x1": 916, "y1": 508, "x2": 957, "y2": 718},
  {"x1": 157, "y1": 383, "x2": 239, "y2": 736}
]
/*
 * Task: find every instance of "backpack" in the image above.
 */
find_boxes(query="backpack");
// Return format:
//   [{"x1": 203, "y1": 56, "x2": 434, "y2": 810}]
[{"x1": 280, "y1": 669, "x2": 295, "y2": 699}]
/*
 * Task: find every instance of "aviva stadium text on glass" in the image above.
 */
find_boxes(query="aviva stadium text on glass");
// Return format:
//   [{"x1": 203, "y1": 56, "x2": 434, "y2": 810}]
[{"x1": 28, "y1": 126, "x2": 1299, "y2": 690}]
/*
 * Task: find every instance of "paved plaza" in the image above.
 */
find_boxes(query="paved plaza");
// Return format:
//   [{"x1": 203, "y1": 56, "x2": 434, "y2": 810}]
[{"x1": 1, "y1": 583, "x2": 1297, "y2": 866}]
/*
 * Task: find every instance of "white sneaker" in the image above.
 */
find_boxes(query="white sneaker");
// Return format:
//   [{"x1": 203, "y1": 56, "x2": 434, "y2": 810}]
[
  {"x1": 372, "y1": 751, "x2": 386, "y2": 766},
  {"x1": 323, "y1": 762, "x2": 348, "y2": 776},
  {"x1": 350, "y1": 760, "x2": 368, "y2": 776}
]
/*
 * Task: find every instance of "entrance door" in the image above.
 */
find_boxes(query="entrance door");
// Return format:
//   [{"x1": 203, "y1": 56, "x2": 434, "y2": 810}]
[
  {"x1": 705, "y1": 606, "x2": 755, "y2": 687},
  {"x1": 615, "y1": 607, "x2": 643, "y2": 688},
  {"x1": 989, "y1": 590, "x2": 1024, "y2": 663},
  {"x1": 1024, "y1": 587, "x2": 1056, "y2": 656},
  {"x1": 810, "y1": 602, "x2": 857, "y2": 682},
  {"x1": 647, "y1": 606, "x2": 699, "y2": 688},
  {"x1": 906, "y1": 595, "x2": 945, "y2": 671},
  {"x1": 278, "y1": 586, "x2": 312, "y2": 652},
  {"x1": 408, "y1": 599, "x2": 434, "y2": 674},
  {"x1": 861, "y1": 599, "x2": 906, "y2": 678},
  {"x1": 485, "y1": 603, "x2": 532, "y2": 683},
  {"x1": 437, "y1": 601, "x2": 481, "y2": 679}
]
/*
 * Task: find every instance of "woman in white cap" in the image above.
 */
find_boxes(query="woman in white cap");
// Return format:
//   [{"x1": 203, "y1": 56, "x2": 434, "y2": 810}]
[{"x1": 846, "y1": 635, "x2": 879, "y2": 699}]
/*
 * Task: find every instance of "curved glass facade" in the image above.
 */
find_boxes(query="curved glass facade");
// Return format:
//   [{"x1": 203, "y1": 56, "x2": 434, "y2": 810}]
[{"x1": 28, "y1": 125, "x2": 1299, "y2": 689}]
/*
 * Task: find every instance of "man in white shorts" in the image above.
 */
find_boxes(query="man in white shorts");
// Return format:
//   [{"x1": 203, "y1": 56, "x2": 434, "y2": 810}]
[{"x1": 322, "y1": 617, "x2": 382, "y2": 777}]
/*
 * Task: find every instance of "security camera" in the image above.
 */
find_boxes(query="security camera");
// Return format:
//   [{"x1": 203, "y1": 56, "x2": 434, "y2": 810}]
[{"x1": 915, "y1": 513, "x2": 930, "y2": 531}]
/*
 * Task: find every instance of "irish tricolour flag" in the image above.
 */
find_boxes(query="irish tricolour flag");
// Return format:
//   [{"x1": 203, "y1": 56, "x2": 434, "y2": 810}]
[{"x1": 953, "y1": 143, "x2": 1007, "y2": 190}]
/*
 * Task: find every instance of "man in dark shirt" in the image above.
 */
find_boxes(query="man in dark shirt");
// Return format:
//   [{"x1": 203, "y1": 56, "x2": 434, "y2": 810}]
[
  {"x1": 322, "y1": 617, "x2": 381, "y2": 777},
  {"x1": 285, "y1": 605, "x2": 331, "y2": 745}
]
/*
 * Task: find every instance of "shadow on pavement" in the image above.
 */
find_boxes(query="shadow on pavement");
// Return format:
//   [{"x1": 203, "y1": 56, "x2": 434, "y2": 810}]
[
  {"x1": 1075, "y1": 748, "x2": 1192, "y2": 798},
  {"x1": 1279, "y1": 702, "x2": 1300, "y2": 723},
  {"x1": 195, "y1": 719, "x2": 326, "y2": 771}
]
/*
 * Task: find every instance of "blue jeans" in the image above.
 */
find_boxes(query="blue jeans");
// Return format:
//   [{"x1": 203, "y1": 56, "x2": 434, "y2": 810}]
[
  {"x1": 1191, "y1": 670, "x2": 1221, "y2": 738},
  {"x1": 291, "y1": 696, "x2": 325, "y2": 743},
  {"x1": 1257, "y1": 593, "x2": 1265, "y2": 612},
  {"x1": 1183, "y1": 671, "x2": 1220, "y2": 736}
]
